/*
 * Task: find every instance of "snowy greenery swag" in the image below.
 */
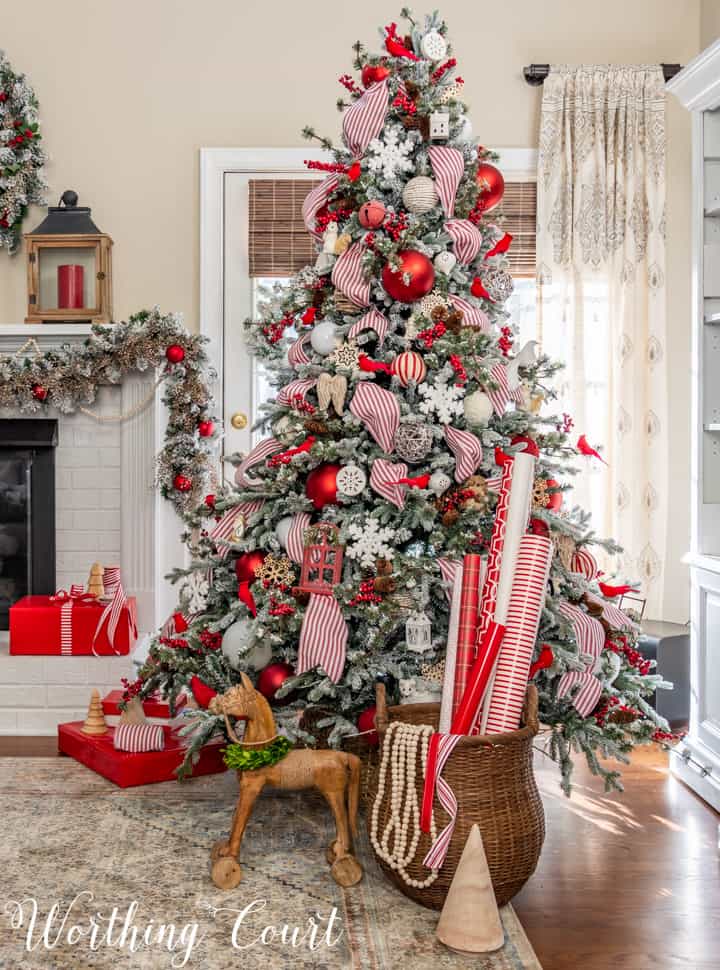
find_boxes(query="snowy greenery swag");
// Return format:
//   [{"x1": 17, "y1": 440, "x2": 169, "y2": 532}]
[{"x1": 136, "y1": 10, "x2": 673, "y2": 794}]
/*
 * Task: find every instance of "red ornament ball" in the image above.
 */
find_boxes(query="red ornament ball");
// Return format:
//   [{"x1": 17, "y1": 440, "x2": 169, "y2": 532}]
[
  {"x1": 204, "y1": 493, "x2": 216, "y2": 509},
  {"x1": 475, "y1": 162, "x2": 505, "y2": 213},
  {"x1": 511, "y1": 434, "x2": 540, "y2": 457},
  {"x1": 198, "y1": 420, "x2": 215, "y2": 438},
  {"x1": 382, "y1": 250, "x2": 435, "y2": 303},
  {"x1": 391, "y1": 351, "x2": 427, "y2": 387},
  {"x1": 190, "y1": 675, "x2": 217, "y2": 709},
  {"x1": 528, "y1": 517, "x2": 550, "y2": 537},
  {"x1": 545, "y1": 479, "x2": 563, "y2": 511},
  {"x1": 31, "y1": 384, "x2": 47, "y2": 402},
  {"x1": 234, "y1": 550, "x2": 266, "y2": 585},
  {"x1": 305, "y1": 463, "x2": 341, "y2": 510},
  {"x1": 257, "y1": 661, "x2": 295, "y2": 705},
  {"x1": 357, "y1": 706, "x2": 379, "y2": 746},
  {"x1": 361, "y1": 64, "x2": 391, "y2": 88},
  {"x1": 359, "y1": 199, "x2": 386, "y2": 228},
  {"x1": 173, "y1": 473, "x2": 192, "y2": 492},
  {"x1": 165, "y1": 343, "x2": 186, "y2": 364}
]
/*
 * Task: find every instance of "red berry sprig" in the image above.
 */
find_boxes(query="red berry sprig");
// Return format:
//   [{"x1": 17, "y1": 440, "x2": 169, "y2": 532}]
[
  {"x1": 349, "y1": 579, "x2": 383, "y2": 607},
  {"x1": 498, "y1": 326, "x2": 513, "y2": 356},
  {"x1": 290, "y1": 394, "x2": 315, "y2": 415},
  {"x1": 449, "y1": 353, "x2": 467, "y2": 385},
  {"x1": 338, "y1": 74, "x2": 363, "y2": 96},
  {"x1": 557, "y1": 412, "x2": 574, "y2": 434},
  {"x1": 269, "y1": 597, "x2": 296, "y2": 617},
  {"x1": 417, "y1": 321, "x2": 446, "y2": 349},
  {"x1": 383, "y1": 211, "x2": 408, "y2": 241},
  {"x1": 431, "y1": 57, "x2": 457, "y2": 82},
  {"x1": 315, "y1": 207, "x2": 353, "y2": 233},
  {"x1": 606, "y1": 634, "x2": 652, "y2": 676},
  {"x1": 304, "y1": 159, "x2": 349, "y2": 174},
  {"x1": 392, "y1": 90, "x2": 416, "y2": 115},
  {"x1": 199, "y1": 629, "x2": 223, "y2": 651}
]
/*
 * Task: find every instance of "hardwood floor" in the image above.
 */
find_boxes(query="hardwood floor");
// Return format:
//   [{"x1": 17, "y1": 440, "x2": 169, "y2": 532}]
[{"x1": 2, "y1": 737, "x2": 718, "y2": 968}]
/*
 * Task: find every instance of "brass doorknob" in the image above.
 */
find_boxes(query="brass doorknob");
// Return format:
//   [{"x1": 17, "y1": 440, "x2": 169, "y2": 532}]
[{"x1": 230, "y1": 411, "x2": 248, "y2": 430}]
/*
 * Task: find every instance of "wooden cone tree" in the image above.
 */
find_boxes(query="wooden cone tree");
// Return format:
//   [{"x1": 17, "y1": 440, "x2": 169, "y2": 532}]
[
  {"x1": 120, "y1": 696, "x2": 147, "y2": 725},
  {"x1": 81, "y1": 689, "x2": 108, "y2": 735},
  {"x1": 87, "y1": 562, "x2": 104, "y2": 598},
  {"x1": 436, "y1": 824, "x2": 504, "y2": 954}
]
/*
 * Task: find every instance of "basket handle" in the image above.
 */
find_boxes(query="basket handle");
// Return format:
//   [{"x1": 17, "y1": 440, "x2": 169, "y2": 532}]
[
  {"x1": 375, "y1": 682, "x2": 389, "y2": 735},
  {"x1": 523, "y1": 683, "x2": 540, "y2": 734}
]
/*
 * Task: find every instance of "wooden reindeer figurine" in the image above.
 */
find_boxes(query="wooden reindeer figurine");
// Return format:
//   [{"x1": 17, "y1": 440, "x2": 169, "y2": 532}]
[{"x1": 208, "y1": 673, "x2": 364, "y2": 890}]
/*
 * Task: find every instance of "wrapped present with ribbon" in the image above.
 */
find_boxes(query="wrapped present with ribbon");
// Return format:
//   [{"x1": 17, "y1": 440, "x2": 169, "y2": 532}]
[{"x1": 9, "y1": 581, "x2": 137, "y2": 656}]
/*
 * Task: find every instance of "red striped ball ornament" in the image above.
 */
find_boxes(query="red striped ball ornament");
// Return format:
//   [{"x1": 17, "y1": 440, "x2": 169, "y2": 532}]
[
  {"x1": 391, "y1": 351, "x2": 427, "y2": 387},
  {"x1": 570, "y1": 547, "x2": 598, "y2": 580}
]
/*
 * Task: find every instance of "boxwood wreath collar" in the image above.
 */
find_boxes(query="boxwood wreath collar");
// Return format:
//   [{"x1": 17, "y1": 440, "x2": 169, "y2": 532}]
[
  {"x1": 0, "y1": 307, "x2": 216, "y2": 522},
  {"x1": 222, "y1": 736, "x2": 294, "y2": 771}
]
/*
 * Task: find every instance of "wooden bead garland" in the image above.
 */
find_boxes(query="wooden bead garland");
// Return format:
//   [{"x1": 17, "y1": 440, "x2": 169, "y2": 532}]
[{"x1": 369, "y1": 721, "x2": 440, "y2": 888}]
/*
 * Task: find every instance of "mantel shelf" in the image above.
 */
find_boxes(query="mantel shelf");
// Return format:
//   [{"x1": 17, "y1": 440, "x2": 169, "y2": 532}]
[
  {"x1": 704, "y1": 313, "x2": 720, "y2": 324},
  {"x1": 704, "y1": 207, "x2": 720, "y2": 217},
  {"x1": 0, "y1": 323, "x2": 93, "y2": 337},
  {"x1": 704, "y1": 423, "x2": 720, "y2": 431}
]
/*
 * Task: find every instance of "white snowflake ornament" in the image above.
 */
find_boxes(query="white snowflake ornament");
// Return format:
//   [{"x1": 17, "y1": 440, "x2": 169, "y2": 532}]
[
  {"x1": 337, "y1": 464, "x2": 367, "y2": 497},
  {"x1": 346, "y1": 518, "x2": 395, "y2": 569},
  {"x1": 367, "y1": 124, "x2": 415, "y2": 180},
  {"x1": 418, "y1": 376, "x2": 465, "y2": 424},
  {"x1": 181, "y1": 572, "x2": 209, "y2": 614},
  {"x1": 420, "y1": 30, "x2": 448, "y2": 62}
]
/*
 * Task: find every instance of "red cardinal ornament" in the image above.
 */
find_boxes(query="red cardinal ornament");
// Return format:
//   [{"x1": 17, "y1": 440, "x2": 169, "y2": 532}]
[
  {"x1": 495, "y1": 446, "x2": 512, "y2": 466},
  {"x1": 305, "y1": 463, "x2": 341, "y2": 510},
  {"x1": 529, "y1": 517, "x2": 550, "y2": 537},
  {"x1": 190, "y1": 675, "x2": 217, "y2": 709},
  {"x1": 257, "y1": 662, "x2": 295, "y2": 704},
  {"x1": 165, "y1": 344, "x2": 186, "y2": 364},
  {"x1": 301, "y1": 307, "x2": 317, "y2": 326},
  {"x1": 382, "y1": 250, "x2": 435, "y2": 302},
  {"x1": 357, "y1": 705, "x2": 379, "y2": 746},
  {"x1": 347, "y1": 161, "x2": 362, "y2": 182},
  {"x1": 235, "y1": 550, "x2": 266, "y2": 616},
  {"x1": 384, "y1": 23, "x2": 419, "y2": 60},
  {"x1": 394, "y1": 473, "x2": 431, "y2": 489},
  {"x1": 361, "y1": 63, "x2": 391, "y2": 87},
  {"x1": 358, "y1": 354, "x2": 393, "y2": 375},
  {"x1": 598, "y1": 581, "x2": 637, "y2": 598},
  {"x1": 204, "y1": 493, "x2": 216, "y2": 509},
  {"x1": 529, "y1": 644, "x2": 554, "y2": 679},
  {"x1": 173, "y1": 612, "x2": 189, "y2": 634},
  {"x1": 577, "y1": 434, "x2": 608, "y2": 464},
  {"x1": 268, "y1": 436, "x2": 316, "y2": 467},
  {"x1": 471, "y1": 277, "x2": 491, "y2": 300},
  {"x1": 475, "y1": 162, "x2": 505, "y2": 212},
  {"x1": 485, "y1": 233, "x2": 513, "y2": 259}
]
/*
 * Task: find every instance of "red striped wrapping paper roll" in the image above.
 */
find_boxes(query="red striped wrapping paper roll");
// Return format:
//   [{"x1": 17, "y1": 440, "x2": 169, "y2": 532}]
[
  {"x1": 450, "y1": 553, "x2": 484, "y2": 719},
  {"x1": 484, "y1": 534, "x2": 553, "y2": 734},
  {"x1": 113, "y1": 723, "x2": 165, "y2": 753}
]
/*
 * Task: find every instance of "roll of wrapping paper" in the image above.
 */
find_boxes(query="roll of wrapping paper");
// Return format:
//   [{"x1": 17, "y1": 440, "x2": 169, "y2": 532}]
[
  {"x1": 449, "y1": 619, "x2": 506, "y2": 735},
  {"x1": 473, "y1": 451, "x2": 535, "y2": 734},
  {"x1": 483, "y1": 534, "x2": 553, "y2": 734},
  {"x1": 450, "y1": 554, "x2": 483, "y2": 719},
  {"x1": 439, "y1": 569, "x2": 463, "y2": 733}
]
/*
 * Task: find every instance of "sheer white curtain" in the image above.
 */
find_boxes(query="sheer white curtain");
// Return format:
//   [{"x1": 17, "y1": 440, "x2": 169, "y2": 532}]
[{"x1": 536, "y1": 65, "x2": 667, "y2": 616}]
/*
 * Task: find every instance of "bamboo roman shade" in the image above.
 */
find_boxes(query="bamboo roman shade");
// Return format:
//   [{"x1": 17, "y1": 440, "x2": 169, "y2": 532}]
[
  {"x1": 500, "y1": 181, "x2": 537, "y2": 278},
  {"x1": 248, "y1": 179, "x2": 320, "y2": 277}
]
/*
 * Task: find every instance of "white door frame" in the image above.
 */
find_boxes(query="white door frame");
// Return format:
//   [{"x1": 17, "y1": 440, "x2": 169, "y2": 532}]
[{"x1": 199, "y1": 145, "x2": 537, "y2": 444}]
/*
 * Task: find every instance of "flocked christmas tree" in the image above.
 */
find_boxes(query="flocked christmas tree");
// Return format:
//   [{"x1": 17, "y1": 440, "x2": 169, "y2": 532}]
[{"x1": 133, "y1": 10, "x2": 673, "y2": 793}]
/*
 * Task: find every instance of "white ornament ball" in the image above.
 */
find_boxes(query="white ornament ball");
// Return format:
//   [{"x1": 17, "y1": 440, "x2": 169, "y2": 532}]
[
  {"x1": 434, "y1": 251, "x2": 457, "y2": 275},
  {"x1": 402, "y1": 176, "x2": 439, "y2": 215},
  {"x1": 420, "y1": 29, "x2": 448, "y2": 62},
  {"x1": 429, "y1": 470, "x2": 452, "y2": 495},
  {"x1": 310, "y1": 321, "x2": 339, "y2": 356},
  {"x1": 463, "y1": 389, "x2": 494, "y2": 426},
  {"x1": 221, "y1": 620, "x2": 251, "y2": 667},
  {"x1": 336, "y1": 463, "x2": 367, "y2": 497},
  {"x1": 275, "y1": 516, "x2": 293, "y2": 550}
]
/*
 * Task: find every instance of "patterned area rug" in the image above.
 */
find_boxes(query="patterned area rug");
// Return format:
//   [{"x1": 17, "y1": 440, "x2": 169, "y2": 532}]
[{"x1": 0, "y1": 758, "x2": 541, "y2": 970}]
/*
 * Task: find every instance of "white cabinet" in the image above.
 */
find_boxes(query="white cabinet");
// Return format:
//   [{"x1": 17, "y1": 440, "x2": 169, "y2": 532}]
[{"x1": 668, "y1": 42, "x2": 720, "y2": 811}]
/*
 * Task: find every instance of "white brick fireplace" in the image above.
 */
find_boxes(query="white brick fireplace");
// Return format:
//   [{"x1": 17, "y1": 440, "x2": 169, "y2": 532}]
[{"x1": 0, "y1": 324, "x2": 187, "y2": 734}]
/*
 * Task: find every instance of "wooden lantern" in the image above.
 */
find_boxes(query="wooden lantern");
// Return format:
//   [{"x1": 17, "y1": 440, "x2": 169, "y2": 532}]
[
  {"x1": 24, "y1": 190, "x2": 113, "y2": 324},
  {"x1": 297, "y1": 523, "x2": 344, "y2": 595}
]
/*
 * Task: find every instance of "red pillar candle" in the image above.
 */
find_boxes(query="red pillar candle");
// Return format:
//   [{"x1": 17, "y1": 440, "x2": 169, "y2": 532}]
[{"x1": 58, "y1": 265, "x2": 84, "y2": 309}]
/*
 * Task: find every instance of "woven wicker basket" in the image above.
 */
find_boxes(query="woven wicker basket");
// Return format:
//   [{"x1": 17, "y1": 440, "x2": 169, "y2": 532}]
[{"x1": 366, "y1": 682, "x2": 544, "y2": 910}]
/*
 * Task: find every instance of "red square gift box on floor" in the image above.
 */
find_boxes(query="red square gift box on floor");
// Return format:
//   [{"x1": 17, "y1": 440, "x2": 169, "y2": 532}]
[{"x1": 9, "y1": 594, "x2": 137, "y2": 656}]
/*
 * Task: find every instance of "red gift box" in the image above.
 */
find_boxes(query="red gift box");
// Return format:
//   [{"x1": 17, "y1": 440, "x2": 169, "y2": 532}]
[
  {"x1": 9, "y1": 595, "x2": 137, "y2": 656},
  {"x1": 102, "y1": 689, "x2": 187, "y2": 718},
  {"x1": 58, "y1": 721, "x2": 227, "y2": 787}
]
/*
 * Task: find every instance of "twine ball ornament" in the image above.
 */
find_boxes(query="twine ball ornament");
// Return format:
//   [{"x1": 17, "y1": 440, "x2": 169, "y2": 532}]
[
  {"x1": 482, "y1": 265, "x2": 515, "y2": 303},
  {"x1": 420, "y1": 29, "x2": 447, "y2": 61},
  {"x1": 394, "y1": 422, "x2": 434, "y2": 464},
  {"x1": 359, "y1": 199, "x2": 386, "y2": 228},
  {"x1": 391, "y1": 351, "x2": 427, "y2": 387},
  {"x1": 434, "y1": 251, "x2": 456, "y2": 275},
  {"x1": 463, "y1": 389, "x2": 494, "y2": 426},
  {"x1": 310, "y1": 321, "x2": 340, "y2": 356},
  {"x1": 336, "y1": 463, "x2": 367, "y2": 497},
  {"x1": 402, "y1": 176, "x2": 439, "y2": 215},
  {"x1": 428, "y1": 470, "x2": 452, "y2": 495}
]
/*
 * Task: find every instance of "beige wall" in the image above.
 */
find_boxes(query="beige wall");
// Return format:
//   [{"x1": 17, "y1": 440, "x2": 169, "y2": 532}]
[
  {"x1": 702, "y1": 0, "x2": 720, "y2": 46},
  {"x1": 0, "y1": 0, "x2": 702, "y2": 621}
]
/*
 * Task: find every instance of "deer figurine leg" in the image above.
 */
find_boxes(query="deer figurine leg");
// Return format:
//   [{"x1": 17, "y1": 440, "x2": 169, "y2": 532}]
[
  {"x1": 210, "y1": 773, "x2": 266, "y2": 890},
  {"x1": 322, "y1": 786, "x2": 363, "y2": 888}
]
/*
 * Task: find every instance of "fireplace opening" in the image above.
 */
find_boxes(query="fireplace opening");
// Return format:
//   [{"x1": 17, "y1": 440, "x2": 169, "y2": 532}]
[{"x1": 0, "y1": 419, "x2": 57, "y2": 630}]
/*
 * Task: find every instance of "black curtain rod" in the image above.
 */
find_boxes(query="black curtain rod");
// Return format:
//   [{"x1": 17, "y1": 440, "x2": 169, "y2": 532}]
[{"x1": 523, "y1": 63, "x2": 683, "y2": 86}]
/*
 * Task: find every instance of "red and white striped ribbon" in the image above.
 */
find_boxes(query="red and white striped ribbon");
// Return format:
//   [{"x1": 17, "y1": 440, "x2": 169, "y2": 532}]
[
  {"x1": 331, "y1": 242, "x2": 370, "y2": 307},
  {"x1": 445, "y1": 219, "x2": 483, "y2": 265},
  {"x1": 349, "y1": 382, "x2": 400, "y2": 453},
  {"x1": 486, "y1": 362, "x2": 511, "y2": 416},
  {"x1": 302, "y1": 174, "x2": 339, "y2": 239},
  {"x1": 113, "y1": 723, "x2": 165, "y2": 753},
  {"x1": 235, "y1": 437, "x2": 283, "y2": 488},
  {"x1": 444, "y1": 425, "x2": 482, "y2": 482},
  {"x1": 210, "y1": 501, "x2": 264, "y2": 559},
  {"x1": 297, "y1": 593, "x2": 348, "y2": 683},
  {"x1": 556, "y1": 670, "x2": 604, "y2": 718},
  {"x1": 288, "y1": 333, "x2": 312, "y2": 368},
  {"x1": 421, "y1": 733, "x2": 463, "y2": 870},
  {"x1": 449, "y1": 294, "x2": 490, "y2": 331},
  {"x1": 347, "y1": 308, "x2": 389, "y2": 347},
  {"x1": 342, "y1": 78, "x2": 390, "y2": 156},
  {"x1": 92, "y1": 581, "x2": 137, "y2": 656},
  {"x1": 484, "y1": 535, "x2": 553, "y2": 733},
  {"x1": 586, "y1": 592, "x2": 639, "y2": 632},
  {"x1": 477, "y1": 461, "x2": 513, "y2": 644},
  {"x1": 438, "y1": 557, "x2": 462, "y2": 602},
  {"x1": 60, "y1": 601, "x2": 73, "y2": 656},
  {"x1": 370, "y1": 458, "x2": 408, "y2": 509},
  {"x1": 556, "y1": 601, "x2": 605, "y2": 717},
  {"x1": 570, "y1": 547, "x2": 599, "y2": 580},
  {"x1": 277, "y1": 378, "x2": 317, "y2": 406},
  {"x1": 70, "y1": 583, "x2": 85, "y2": 597},
  {"x1": 102, "y1": 567, "x2": 121, "y2": 597},
  {"x1": 428, "y1": 146, "x2": 465, "y2": 218},
  {"x1": 286, "y1": 512, "x2": 312, "y2": 565}
]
